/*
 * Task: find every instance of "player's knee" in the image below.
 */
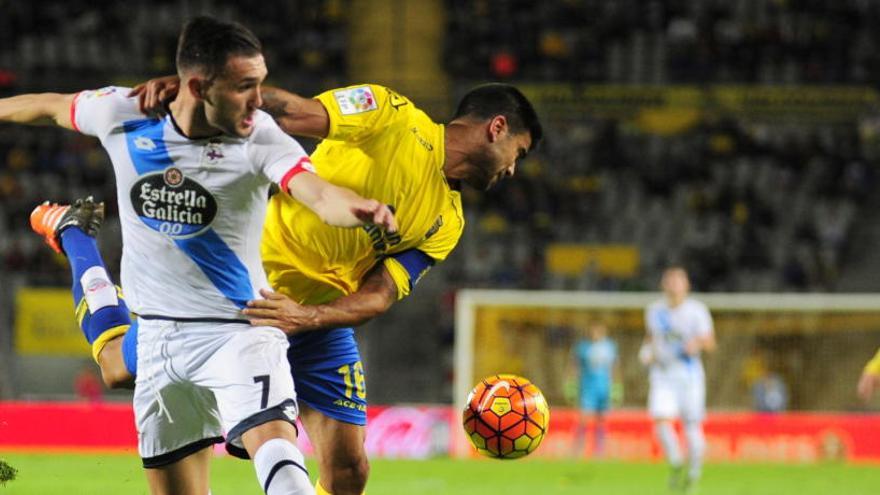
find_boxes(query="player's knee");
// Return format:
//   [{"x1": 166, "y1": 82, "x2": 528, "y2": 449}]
[
  {"x1": 96, "y1": 336, "x2": 134, "y2": 389},
  {"x1": 99, "y1": 365, "x2": 133, "y2": 389},
  {"x1": 325, "y1": 452, "x2": 370, "y2": 494}
]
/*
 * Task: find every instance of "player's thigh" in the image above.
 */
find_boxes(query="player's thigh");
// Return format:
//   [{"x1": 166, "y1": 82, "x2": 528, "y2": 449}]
[
  {"x1": 143, "y1": 445, "x2": 212, "y2": 495},
  {"x1": 197, "y1": 325, "x2": 298, "y2": 453}
]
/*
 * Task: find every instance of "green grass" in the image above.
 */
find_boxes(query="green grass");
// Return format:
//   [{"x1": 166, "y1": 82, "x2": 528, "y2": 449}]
[{"x1": 0, "y1": 452, "x2": 878, "y2": 494}]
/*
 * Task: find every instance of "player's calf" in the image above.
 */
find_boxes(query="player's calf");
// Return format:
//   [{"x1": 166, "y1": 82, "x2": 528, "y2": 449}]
[{"x1": 30, "y1": 197, "x2": 137, "y2": 384}]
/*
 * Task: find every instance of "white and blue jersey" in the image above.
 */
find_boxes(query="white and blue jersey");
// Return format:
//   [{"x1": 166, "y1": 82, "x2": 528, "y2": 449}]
[
  {"x1": 644, "y1": 297, "x2": 713, "y2": 420},
  {"x1": 71, "y1": 86, "x2": 308, "y2": 319},
  {"x1": 573, "y1": 338, "x2": 616, "y2": 412},
  {"x1": 645, "y1": 298, "x2": 713, "y2": 375}
]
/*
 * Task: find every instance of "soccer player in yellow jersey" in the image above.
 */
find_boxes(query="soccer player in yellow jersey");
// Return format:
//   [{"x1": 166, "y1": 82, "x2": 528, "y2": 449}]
[
  {"x1": 858, "y1": 348, "x2": 880, "y2": 402},
  {"x1": 41, "y1": 81, "x2": 542, "y2": 495}
]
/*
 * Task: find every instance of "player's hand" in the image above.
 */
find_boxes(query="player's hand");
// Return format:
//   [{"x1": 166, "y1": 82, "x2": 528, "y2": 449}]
[
  {"x1": 351, "y1": 200, "x2": 398, "y2": 233},
  {"x1": 638, "y1": 343, "x2": 654, "y2": 365},
  {"x1": 857, "y1": 372, "x2": 880, "y2": 403},
  {"x1": 128, "y1": 75, "x2": 181, "y2": 117},
  {"x1": 684, "y1": 339, "x2": 701, "y2": 356},
  {"x1": 243, "y1": 289, "x2": 320, "y2": 334}
]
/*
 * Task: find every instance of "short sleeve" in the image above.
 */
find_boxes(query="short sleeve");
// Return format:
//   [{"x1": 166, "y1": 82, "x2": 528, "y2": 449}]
[
  {"x1": 416, "y1": 194, "x2": 465, "y2": 262},
  {"x1": 694, "y1": 302, "x2": 714, "y2": 337},
  {"x1": 644, "y1": 305, "x2": 658, "y2": 335},
  {"x1": 249, "y1": 112, "x2": 315, "y2": 190},
  {"x1": 314, "y1": 85, "x2": 410, "y2": 143},
  {"x1": 71, "y1": 86, "x2": 130, "y2": 138}
]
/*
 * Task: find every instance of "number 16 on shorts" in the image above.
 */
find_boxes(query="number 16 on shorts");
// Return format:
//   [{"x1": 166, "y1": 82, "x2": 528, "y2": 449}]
[{"x1": 337, "y1": 361, "x2": 366, "y2": 400}]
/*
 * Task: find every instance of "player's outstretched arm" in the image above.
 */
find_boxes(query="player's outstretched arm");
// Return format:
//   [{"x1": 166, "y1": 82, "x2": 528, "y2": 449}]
[
  {"x1": 286, "y1": 171, "x2": 398, "y2": 232},
  {"x1": 0, "y1": 92, "x2": 76, "y2": 129},
  {"x1": 129, "y1": 77, "x2": 329, "y2": 137},
  {"x1": 244, "y1": 264, "x2": 397, "y2": 334},
  {"x1": 261, "y1": 86, "x2": 330, "y2": 139}
]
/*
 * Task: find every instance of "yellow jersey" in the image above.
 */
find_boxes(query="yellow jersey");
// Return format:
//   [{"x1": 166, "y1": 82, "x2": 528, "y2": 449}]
[{"x1": 261, "y1": 84, "x2": 465, "y2": 305}]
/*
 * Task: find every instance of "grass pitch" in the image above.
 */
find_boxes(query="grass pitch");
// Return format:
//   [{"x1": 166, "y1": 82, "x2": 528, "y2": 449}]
[{"x1": 0, "y1": 452, "x2": 878, "y2": 494}]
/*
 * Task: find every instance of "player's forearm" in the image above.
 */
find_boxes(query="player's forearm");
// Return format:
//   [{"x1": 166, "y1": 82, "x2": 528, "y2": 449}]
[
  {"x1": 311, "y1": 292, "x2": 393, "y2": 329},
  {"x1": 311, "y1": 266, "x2": 397, "y2": 329},
  {"x1": 0, "y1": 93, "x2": 74, "y2": 128},
  {"x1": 699, "y1": 334, "x2": 717, "y2": 353},
  {"x1": 261, "y1": 86, "x2": 329, "y2": 138},
  {"x1": 312, "y1": 183, "x2": 373, "y2": 228}
]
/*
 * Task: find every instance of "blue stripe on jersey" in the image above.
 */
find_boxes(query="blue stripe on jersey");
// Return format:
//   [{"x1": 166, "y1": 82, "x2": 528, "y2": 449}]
[
  {"x1": 174, "y1": 230, "x2": 254, "y2": 308},
  {"x1": 122, "y1": 117, "x2": 254, "y2": 309},
  {"x1": 653, "y1": 308, "x2": 672, "y2": 333},
  {"x1": 123, "y1": 118, "x2": 174, "y2": 175}
]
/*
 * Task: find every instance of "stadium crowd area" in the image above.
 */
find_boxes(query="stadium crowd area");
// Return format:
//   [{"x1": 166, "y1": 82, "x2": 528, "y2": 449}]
[
  {"x1": 445, "y1": 0, "x2": 880, "y2": 84},
  {"x1": 0, "y1": 0, "x2": 348, "y2": 86}
]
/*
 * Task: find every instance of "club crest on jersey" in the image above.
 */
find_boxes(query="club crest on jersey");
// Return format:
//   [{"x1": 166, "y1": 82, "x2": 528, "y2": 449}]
[
  {"x1": 334, "y1": 86, "x2": 378, "y2": 115},
  {"x1": 205, "y1": 140, "x2": 224, "y2": 162},
  {"x1": 163, "y1": 167, "x2": 183, "y2": 187},
  {"x1": 130, "y1": 168, "x2": 218, "y2": 238}
]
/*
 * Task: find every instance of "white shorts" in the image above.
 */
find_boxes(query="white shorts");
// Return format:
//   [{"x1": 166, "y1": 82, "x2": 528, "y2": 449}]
[
  {"x1": 648, "y1": 365, "x2": 706, "y2": 421},
  {"x1": 133, "y1": 318, "x2": 297, "y2": 467}
]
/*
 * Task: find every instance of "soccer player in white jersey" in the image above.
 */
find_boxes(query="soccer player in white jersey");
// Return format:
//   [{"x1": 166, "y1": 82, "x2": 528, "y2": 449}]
[
  {"x1": 0, "y1": 17, "x2": 396, "y2": 495},
  {"x1": 640, "y1": 266, "x2": 716, "y2": 493}
]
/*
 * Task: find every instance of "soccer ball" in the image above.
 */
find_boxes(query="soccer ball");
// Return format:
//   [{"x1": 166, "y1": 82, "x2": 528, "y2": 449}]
[{"x1": 462, "y1": 374, "x2": 549, "y2": 459}]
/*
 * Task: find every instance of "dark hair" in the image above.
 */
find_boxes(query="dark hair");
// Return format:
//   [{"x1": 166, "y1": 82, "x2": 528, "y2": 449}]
[
  {"x1": 176, "y1": 16, "x2": 262, "y2": 78},
  {"x1": 452, "y1": 83, "x2": 543, "y2": 151}
]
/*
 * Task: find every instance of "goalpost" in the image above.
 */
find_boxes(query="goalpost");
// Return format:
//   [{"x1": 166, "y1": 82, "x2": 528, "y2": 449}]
[{"x1": 454, "y1": 289, "x2": 880, "y2": 422}]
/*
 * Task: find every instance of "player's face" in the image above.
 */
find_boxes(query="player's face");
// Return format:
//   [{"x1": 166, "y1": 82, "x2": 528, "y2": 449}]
[
  {"x1": 467, "y1": 122, "x2": 532, "y2": 190},
  {"x1": 203, "y1": 54, "x2": 267, "y2": 138},
  {"x1": 589, "y1": 324, "x2": 607, "y2": 341},
  {"x1": 662, "y1": 269, "x2": 690, "y2": 299}
]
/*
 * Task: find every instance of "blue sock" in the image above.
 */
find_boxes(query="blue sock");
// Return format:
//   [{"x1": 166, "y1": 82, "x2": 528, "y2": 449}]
[{"x1": 60, "y1": 227, "x2": 132, "y2": 345}]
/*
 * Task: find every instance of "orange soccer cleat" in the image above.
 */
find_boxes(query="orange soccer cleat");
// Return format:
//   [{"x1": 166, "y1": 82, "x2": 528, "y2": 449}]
[{"x1": 30, "y1": 196, "x2": 105, "y2": 254}]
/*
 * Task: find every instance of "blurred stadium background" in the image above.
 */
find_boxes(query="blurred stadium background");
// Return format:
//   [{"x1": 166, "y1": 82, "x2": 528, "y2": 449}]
[{"x1": 2, "y1": 0, "x2": 880, "y2": 493}]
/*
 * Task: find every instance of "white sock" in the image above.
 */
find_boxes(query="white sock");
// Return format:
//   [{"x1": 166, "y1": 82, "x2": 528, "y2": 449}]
[
  {"x1": 684, "y1": 420, "x2": 705, "y2": 480},
  {"x1": 253, "y1": 439, "x2": 314, "y2": 495},
  {"x1": 655, "y1": 421, "x2": 683, "y2": 466}
]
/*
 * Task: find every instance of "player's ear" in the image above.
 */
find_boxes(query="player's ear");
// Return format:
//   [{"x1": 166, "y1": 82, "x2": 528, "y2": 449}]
[
  {"x1": 487, "y1": 115, "x2": 507, "y2": 143},
  {"x1": 186, "y1": 77, "x2": 208, "y2": 102}
]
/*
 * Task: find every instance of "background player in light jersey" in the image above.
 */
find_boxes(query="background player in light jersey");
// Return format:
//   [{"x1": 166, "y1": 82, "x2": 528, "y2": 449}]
[
  {"x1": 570, "y1": 321, "x2": 619, "y2": 457},
  {"x1": 857, "y1": 348, "x2": 880, "y2": 402},
  {"x1": 2, "y1": 17, "x2": 396, "y2": 495},
  {"x1": 640, "y1": 266, "x2": 716, "y2": 493},
  {"x1": 64, "y1": 78, "x2": 541, "y2": 494}
]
